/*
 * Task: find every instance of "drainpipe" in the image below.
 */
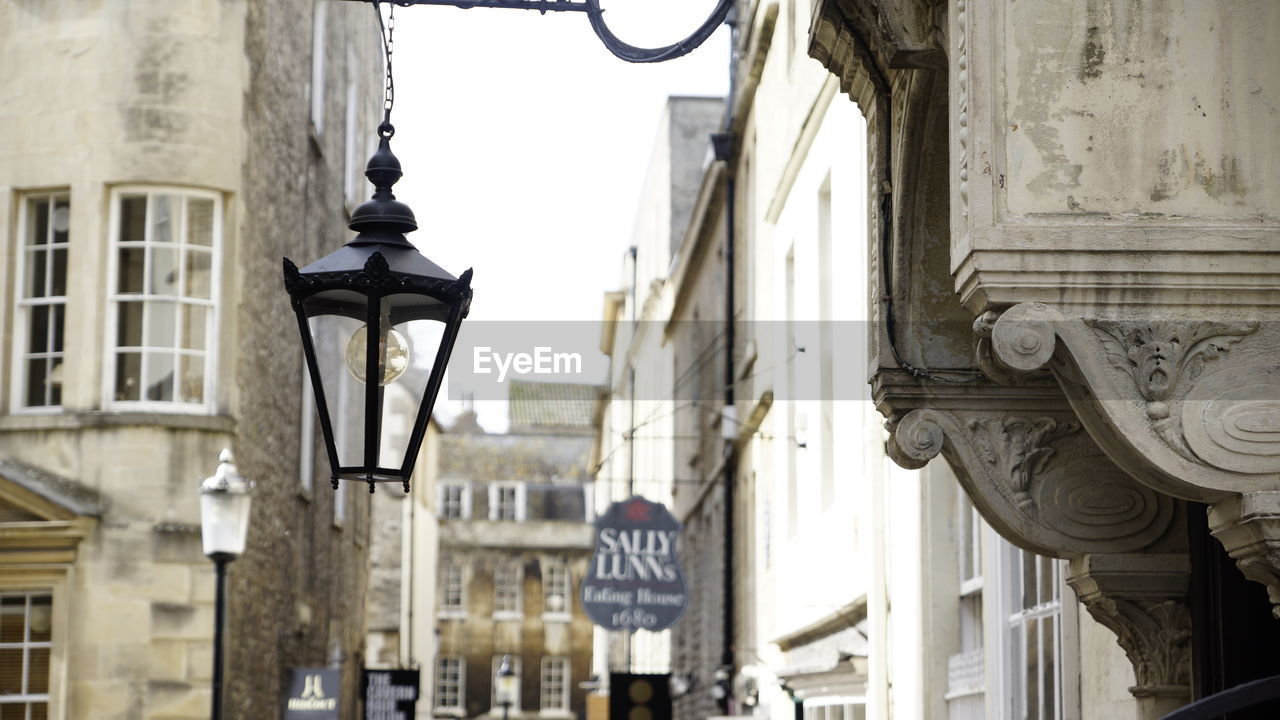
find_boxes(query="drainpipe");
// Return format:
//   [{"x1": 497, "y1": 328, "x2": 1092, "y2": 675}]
[{"x1": 712, "y1": 0, "x2": 740, "y2": 709}]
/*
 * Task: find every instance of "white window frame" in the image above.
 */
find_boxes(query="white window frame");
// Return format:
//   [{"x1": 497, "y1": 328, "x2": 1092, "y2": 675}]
[
  {"x1": 439, "y1": 562, "x2": 466, "y2": 617},
  {"x1": 491, "y1": 655, "x2": 522, "y2": 712},
  {"x1": 995, "y1": 539, "x2": 1080, "y2": 720},
  {"x1": 104, "y1": 187, "x2": 221, "y2": 413},
  {"x1": 541, "y1": 560, "x2": 571, "y2": 621},
  {"x1": 11, "y1": 192, "x2": 71, "y2": 413},
  {"x1": 440, "y1": 482, "x2": 471, "y2": 520},
  {"x1": 539, "y1": 657, "x2": 570, "y2": 715},
  {"x1": 493, "y1": 561, "x2": 522, "y2": 619},
  {"x1": 489, "y1": 482, "x2": 525, "y2": 521},
  {"x1": 435, "y1": 656, "x2": 465, "y2": 714},
  {"x1": 0, "y1": 591, "x2": 54, "y2": 718}
]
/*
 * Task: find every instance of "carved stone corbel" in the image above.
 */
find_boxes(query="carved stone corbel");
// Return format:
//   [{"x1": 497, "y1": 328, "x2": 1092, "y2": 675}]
[
  {"x1": 887, "y1": 401, "x2": 1176, "y2": 557},
  {"x1": 1067, "y1": 553, "x2": 1192, "y2": 718},
  {"x1": 1209, "y1": 493, "x2": 1280, "y2": 617},
  {"x1": 884, "y1": 389, "x2": 1190, "y2": 713},
  {"x1": 983, "y1": 301, "x2": 1280, "y2": 615}
]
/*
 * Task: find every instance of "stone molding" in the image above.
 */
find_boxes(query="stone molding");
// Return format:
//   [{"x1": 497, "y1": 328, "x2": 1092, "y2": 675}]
[{"x1": 1067, "y1": 553, "x2": 1191, "y2": 709}]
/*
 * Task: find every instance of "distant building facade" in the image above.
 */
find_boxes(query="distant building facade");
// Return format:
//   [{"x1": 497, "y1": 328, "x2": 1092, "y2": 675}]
[
  {"x1": 433, "y1": 381, "x2": 598, "y2": 720},
  {"x1": 593, "y1": 96, "x2": 724, "y2": 686},
  {"x1": 0, "y1": 1, "x2": 384, "y2": 718}
]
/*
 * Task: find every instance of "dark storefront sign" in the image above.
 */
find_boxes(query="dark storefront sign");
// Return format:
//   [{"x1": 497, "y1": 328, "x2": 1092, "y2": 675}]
[
  {"x1": 362, "y1": 668, "x2": 420, "y2": 720},
  {"x1": 610, "y1": 673, "x2": 673, "y2": 720},
  {"x1": 285, "y1": 668, "x2": 341, "y2": 720},
  {"x1": 582, "y1": 497, "x2": 689, "y2": 632}
]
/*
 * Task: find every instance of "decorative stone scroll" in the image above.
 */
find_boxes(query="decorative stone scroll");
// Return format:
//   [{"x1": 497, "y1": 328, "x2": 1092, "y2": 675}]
[{"x1": 889, "y1": 406, "x2": 1175, "y2": 556}]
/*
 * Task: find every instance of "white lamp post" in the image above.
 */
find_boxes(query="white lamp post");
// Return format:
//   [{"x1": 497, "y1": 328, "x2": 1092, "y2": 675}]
[
  {"x1": 200, "y1": 449, "x2": 252, "y2": 720},
  {"x1": 496, "y1": 655, "x2": 518, "y2": 720}
]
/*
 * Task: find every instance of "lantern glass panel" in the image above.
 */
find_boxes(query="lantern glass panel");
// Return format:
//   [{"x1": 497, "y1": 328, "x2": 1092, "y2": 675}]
[
  {"x1": 302, "y1": 295, "x2": 368, "y2": 472},
  {"x1": 375, "y1": 293, "x2": 450, "y2": 472}
]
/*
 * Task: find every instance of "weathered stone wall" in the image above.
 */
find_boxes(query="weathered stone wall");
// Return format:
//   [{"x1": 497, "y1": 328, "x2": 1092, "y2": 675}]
[{"x1": 228, "y1": 1, "x2": 381, "y2": 718}]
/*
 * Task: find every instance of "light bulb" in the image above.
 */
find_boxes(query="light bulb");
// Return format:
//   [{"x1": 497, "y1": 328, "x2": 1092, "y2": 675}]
[{"x1": 345, "y1": 325, "x2": 410, "y2": 385}]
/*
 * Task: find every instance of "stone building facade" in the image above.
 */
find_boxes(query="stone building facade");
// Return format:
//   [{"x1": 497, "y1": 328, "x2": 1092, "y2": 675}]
[
  {"x1": 432, "y1": 382, "x2": 597, "y2": 720},
  {"x1": 805, "y1": 0, "x2": 1280, "y2": 716},
  {"x1": 0, "y1": 1, "x2": 386, "y2": 717}
]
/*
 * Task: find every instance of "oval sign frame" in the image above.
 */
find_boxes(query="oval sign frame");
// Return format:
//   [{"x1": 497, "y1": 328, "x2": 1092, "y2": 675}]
[{"x1": 581, "y1": 496, "x2": 689, "y2": 633}]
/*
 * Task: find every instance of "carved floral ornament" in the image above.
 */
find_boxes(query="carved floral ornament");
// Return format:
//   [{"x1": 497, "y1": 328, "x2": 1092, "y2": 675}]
[{"x1": 985, "y1": 303, "x2": 1280, "y2": 479}]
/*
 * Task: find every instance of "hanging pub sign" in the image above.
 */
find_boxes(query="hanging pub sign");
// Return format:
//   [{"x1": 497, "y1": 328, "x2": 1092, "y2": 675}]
[
  {"x1": 362, "y1": 668, "x2": 420, "y2": 720},
  {"x1": 285, "y1": 667, "x2": 341, "y2": 720},
  {"x1": 582, "y1": 496, "x2": 689, "y2": 632}
]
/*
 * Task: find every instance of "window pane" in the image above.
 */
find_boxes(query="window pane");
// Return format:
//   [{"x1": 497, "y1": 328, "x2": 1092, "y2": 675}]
[
  {"x1": 185, "y1": 250, "x2": 212, "y2": 298},
  {"x1": 146, "y1": 301, "x2": 177, "y2": 348},
  {"x1": 145, "y1": 352, "x2": 175, "y2": 401},
  {"x1": 28, "y1": 648, "x2": 49, "y2": 694},
  {"x1": 52, "y1": 197, "x2": 69, "y2": 244},
  {"x1": 0, "y1": 598, "x2": 23, "y2": 642},
  {"x1": 29, "y1": 305, "x2": 49, "y2": 353},
  {"x1": 117, "y1": 302, "x2": 143, "y2": 347},
  {"x1": 1040, "y1": 556, "x2": 1055, "y2": 607},
  {"x1": 25, "y1": 248, "x2": 47, "y2": 298},
  {"x1": 150, "y1": 246, "x2": 179, "y2": 295},
  {"x1": 179, "y1": 355, "x2": 205, "y2": 404},
  {"x1": 29, "y1": 597, "x2": 50, "y2": 642},
  {"x1": 119, "y1": 195, "x2": 147, "y2": 243},
  {"x1": 150, "y1": 195, "x2": 174, "y2": 243},
  {"x1": 0, "y1": 647, "x2": 22, "y2": 694},
  {"x1": 1022, "y1": 550, "x2": 1037, "y2": 609},
  {"x1": 51, "y1": 248, "x2": 67, "y2": 297},
  {"x1": 26, "y1": 359, "x2": 48, "y2": 407},
  {"x1": 181, "y1": 305, "x2": 207, "y2": 350},
  {"x1": 118, "y1": 248, "x2": 145, "y2": 294},
  {"x1": 187, "y1": 198, "x2": 214, "y2": 246},
  {"x1": 1025, "y1": 619, "x2": 1040, "y2": 720},
  {"x1": 51, "y1": 306, "x2": 65, "y2": 353},
  {"x1": 115, "y1": 352, "x2": 142, "y2": 401},
  {"x1": 1043, "y1": 616, "x2": 1057, "y2": 720},
  {"x1": 28, "y1": 198, "x2": 49, "y2": 245},
  {"x1": 32, "y1": 704, "x2": 48, "y2": 720}
]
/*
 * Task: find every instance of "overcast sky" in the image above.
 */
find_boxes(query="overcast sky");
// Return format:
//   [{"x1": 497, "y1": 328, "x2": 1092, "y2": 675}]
[{"x1": 388, "y1": 0, "x2": 729, "y2": 431}]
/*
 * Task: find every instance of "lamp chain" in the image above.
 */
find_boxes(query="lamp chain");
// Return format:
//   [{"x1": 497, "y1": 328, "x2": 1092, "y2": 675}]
[{"x1": 374, "y1": 0, "x2": 397, "y2": 135}]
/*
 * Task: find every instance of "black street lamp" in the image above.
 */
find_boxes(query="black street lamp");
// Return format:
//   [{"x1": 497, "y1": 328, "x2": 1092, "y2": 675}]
[
  {"x1": 284, "y1": 123, "x2": 472, "y2": 494},
  {"x1": 496, "y1": 655, "x2": 518, "y2": 720},
  {"x1": 200, "y1": 450, "x2": 253, "y2": 720},
  {"x1": 284, "y1": 0, "x2": 732, "y2": 495}
]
